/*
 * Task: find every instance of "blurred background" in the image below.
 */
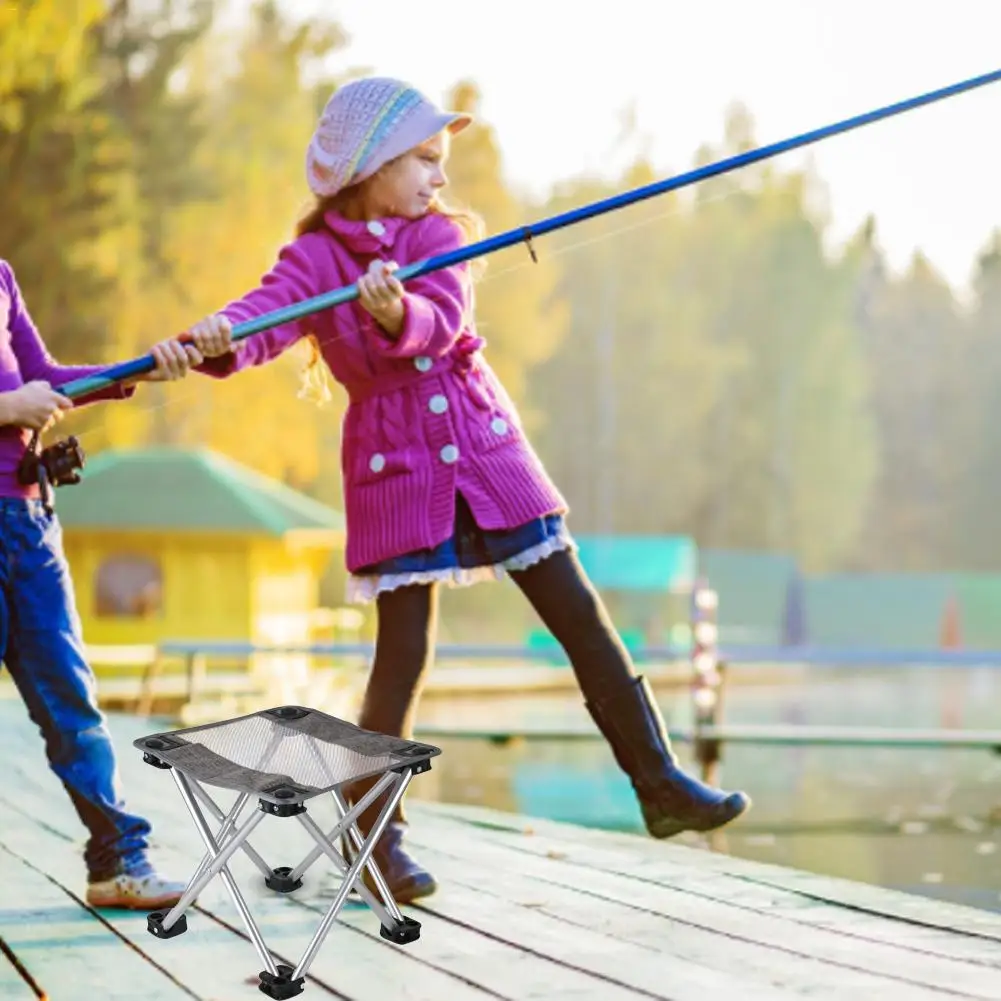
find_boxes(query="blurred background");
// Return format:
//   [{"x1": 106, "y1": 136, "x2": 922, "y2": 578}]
[{"x1": 4, "y1": 0, "x2": 1001, "y2": 919}]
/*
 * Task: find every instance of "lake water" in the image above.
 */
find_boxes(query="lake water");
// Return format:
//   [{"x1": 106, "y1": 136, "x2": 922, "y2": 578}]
[{"x1": 409, "y1": 663, "x2": 1001, "y2": 914}]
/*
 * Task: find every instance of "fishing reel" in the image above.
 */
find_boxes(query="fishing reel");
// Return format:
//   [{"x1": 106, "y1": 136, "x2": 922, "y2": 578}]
[{"x1": 17, "y1": 430, "x2": 86, "y2": 515}]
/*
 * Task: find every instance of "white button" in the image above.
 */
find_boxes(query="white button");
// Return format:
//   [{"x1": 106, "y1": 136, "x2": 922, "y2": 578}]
[
  {"x1": 369, "y1": 454, "x2": 386, "y2": 473},
  {"x1": 440, "y1": 444, "x2": 459, "y2": 464},
  {"x1": 429, "y1": 394, "x2": 448, "y2": 414},
  {"x1": 490, "y1": 417, "x2": 509, "y2": 436},
  {"x1": 367, "y1": 220, "x2": 386, "y2": 236},
  {"x1": 414, "y1": 356, "x2": 432, "y2": 372}
]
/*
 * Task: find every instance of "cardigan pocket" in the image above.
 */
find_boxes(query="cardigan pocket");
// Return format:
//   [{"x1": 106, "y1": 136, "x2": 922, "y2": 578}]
[
  {"x1": 342, "y1": 391, "x2": 417, "y2": 486},
  {"x1": 466, "y1": 401, "x2": 521, "y2": 457},
  {"x1": 454, "y1": 375, "x2": 521, "y2": 457},
  {"x1": 346, "y1": 443, "x2": 415, "y2": 486}
]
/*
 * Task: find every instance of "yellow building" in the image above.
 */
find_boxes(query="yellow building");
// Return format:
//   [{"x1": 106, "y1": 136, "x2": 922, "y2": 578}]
[{"x1": 55, "y1": 446, "x2": 345, "y2": 649}]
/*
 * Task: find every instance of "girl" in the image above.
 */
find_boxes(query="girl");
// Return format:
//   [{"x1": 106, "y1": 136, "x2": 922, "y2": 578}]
[
  {"x1": 186, "y1": 76, "x2": 751, "y2": 904},
  {"x1": 0, "y1": 256, "x2": 203, "y2": 909}
]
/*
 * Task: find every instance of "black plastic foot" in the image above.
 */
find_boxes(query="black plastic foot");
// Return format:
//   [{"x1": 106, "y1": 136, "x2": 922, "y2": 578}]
[
  {"x1": 265, "y1": 866, "x2": 303, "y2": 893},
  {"x1": 259, "y1": 965, "x2": 305, "y2": 998},
  {"x1": 380, "y1": 916, "x2": 421, "y2": 945},
  {"x1": 147, "y1": 910, "x2": 187, "y2": 939}
]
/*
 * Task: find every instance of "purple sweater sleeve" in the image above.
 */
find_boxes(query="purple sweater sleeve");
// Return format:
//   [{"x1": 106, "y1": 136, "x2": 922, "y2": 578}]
[
  {"x1": 196, "y1": 236, "x2": 320, "y2": 379},
  {"x1": 2, "y1": 262, "x2": 133, "y2": 405},
  {"x1": 367, "y1": 214, "x2": 472, "y2": 360}
]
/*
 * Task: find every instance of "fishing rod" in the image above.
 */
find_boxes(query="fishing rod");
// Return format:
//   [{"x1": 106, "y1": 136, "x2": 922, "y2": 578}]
[
  {"x1": 58, "y1": 65, "x2": 1001, "y2": 403},
  {"x1": 23, "y1": 66, "x2": 1000, "y2": 510}
]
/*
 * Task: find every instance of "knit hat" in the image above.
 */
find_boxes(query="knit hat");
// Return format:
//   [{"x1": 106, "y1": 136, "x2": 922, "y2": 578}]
[{"x1": 306, "y1": 77, "x2": 472, "y2": 198}]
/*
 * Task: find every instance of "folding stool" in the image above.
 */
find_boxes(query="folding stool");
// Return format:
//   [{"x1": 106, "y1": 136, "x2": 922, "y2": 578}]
[{"x1": 134, "y1": 705, "x2": 440, "y2": 998}]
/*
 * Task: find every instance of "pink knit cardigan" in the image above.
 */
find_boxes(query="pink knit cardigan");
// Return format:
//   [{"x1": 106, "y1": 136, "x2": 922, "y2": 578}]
[{"x1": 200, "y1": 209, "x2": 567, "y2": 572}]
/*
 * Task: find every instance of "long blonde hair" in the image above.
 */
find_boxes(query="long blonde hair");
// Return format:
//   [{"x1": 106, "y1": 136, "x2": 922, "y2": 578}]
[{"x1": 294, "y1": 178, "x2": 485, "y2": 404}]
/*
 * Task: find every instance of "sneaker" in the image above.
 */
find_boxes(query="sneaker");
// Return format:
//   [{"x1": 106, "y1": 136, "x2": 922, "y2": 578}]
[{"x1": 86, "y1": 859, "x2": 189, "y2": 911}]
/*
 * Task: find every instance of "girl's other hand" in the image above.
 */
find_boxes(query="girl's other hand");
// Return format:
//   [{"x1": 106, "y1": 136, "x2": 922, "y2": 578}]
[
  {"x1": 186, "y1": 314, "x2": 234, "y2": 358},
  {"x1": 358, "y1": 259, "x2": 405, "y2": 333},
  {"x1": 145, "y1": 337, "x2": 205, "y2": 382}
]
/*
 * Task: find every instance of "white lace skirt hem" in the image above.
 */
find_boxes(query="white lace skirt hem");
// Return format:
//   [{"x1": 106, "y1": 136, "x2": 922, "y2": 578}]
[{"x1": 345, "y1": 532, "x2": 576, "y2": 605}]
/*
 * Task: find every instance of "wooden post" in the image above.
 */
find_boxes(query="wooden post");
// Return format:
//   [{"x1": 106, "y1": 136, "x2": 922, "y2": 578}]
[
  {"x1": 136, "y1": 649, "x2": 165, "y2": 718},
  {"x1": 690, "y1": 578, "x2": 725, "y2": 786},
  {"x1": 184, "y1": 652, "x2": 207, "y2": 705}
]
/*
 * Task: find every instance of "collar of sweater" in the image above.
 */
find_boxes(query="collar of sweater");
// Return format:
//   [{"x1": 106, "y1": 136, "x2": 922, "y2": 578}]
[{"x1": 323, "y1": 209, "x2": 407, "y2": 254}]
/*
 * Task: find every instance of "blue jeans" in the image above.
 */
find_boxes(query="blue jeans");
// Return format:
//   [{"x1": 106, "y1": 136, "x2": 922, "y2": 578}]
[{"x1": 0, "y1": 498, "x2": 151, "y2": 880}]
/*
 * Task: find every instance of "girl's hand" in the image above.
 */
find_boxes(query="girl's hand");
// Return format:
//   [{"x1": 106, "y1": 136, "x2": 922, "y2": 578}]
[
  {"x1": 144, "y1": 338, "x2": 205, "y2": 382},
  {"x1": 358, "y1": 259, "x2": 405, "y2": 334},
  {"x1": 1, "y1": 381, "x2": 73, "y2": 431},
  {"x1": 186, "y1": 314, "x2": 234, "y2": 358}
]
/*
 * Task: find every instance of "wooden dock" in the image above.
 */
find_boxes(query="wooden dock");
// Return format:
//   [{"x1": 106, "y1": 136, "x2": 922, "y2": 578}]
[{"x1": 2, "y1": 697, "x2": 1001, "y2": 999}]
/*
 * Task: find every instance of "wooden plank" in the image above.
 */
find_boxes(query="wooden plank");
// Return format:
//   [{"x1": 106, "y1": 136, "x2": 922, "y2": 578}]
[
  {"x1": 414, "y1": 805, "x2": 1001, "y2": 971},
  {"x1": 406, "y1": 821, "x2": 1001, "y2": 999},
  {"x1": 423, "y1": 800, "x2": 1001, "y2": 940},
  {"x1": 406, "y1": 855, "x2": 828, "y2": 1001},
  {"x1": 0, "y1": 841, "x2": 197, "y2": 1001},
  {"x1": 415, "y1": 803, "x2": 1001, "y2": 954},
  {"x1": 412, "y1": 827, "x2": 1001, "y2": 987}
]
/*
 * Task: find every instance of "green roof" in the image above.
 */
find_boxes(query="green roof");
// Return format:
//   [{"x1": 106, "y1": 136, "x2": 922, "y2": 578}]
[
  {"x1": 575, "y1": 535, "x2": 697, "y2": 591},
  {"x1": 54, "y1": 447, "x2": 344, "y2": 536}
]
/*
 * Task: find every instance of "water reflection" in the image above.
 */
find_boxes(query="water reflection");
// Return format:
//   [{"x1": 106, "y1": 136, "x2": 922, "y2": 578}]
[{"x1": 410, "y1": 663, "x2": 1001, "y2": 913}]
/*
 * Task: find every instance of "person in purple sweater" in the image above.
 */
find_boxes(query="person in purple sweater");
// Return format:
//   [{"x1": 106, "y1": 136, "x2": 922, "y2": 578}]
[
  {"x1": 0, "y1": 259, "x2": 203, "y2": 908},
  {"x1": 184, "y1": 77, "x2": 751, "y2": 903}
]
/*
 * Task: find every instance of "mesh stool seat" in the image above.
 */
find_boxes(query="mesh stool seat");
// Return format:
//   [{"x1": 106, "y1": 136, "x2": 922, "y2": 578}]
[{"x1": 134, "y1": 705, "x2": 440, "y2": 999}]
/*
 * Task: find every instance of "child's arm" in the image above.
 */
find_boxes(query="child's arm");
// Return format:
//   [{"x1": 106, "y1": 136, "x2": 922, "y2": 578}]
[
  {"x1": 192, "y1": 237, "x2": 321, "y2": 377},
  {"x1": 361, "y1": 213, "x2": 473, "y2": 361},
  {"x1": 2, "y1": 262, "x2": 137, "y2": 406}
]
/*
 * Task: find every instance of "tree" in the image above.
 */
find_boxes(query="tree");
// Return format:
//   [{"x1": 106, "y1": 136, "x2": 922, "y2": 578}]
[
  {"x1": 0, "y1": 1, "x2": 127, "y2": 373},
  {"x1": 853, "y1": 251, "x2": 968, "y2": 570},
  {"x1": 93, "y1": 0, "x2": 218, "y2": 449},
  {"x1": 0, "y1": 1, "x2": 105, "y2": 128},
  {"x1": 107, "y1": 0, "x2": 349, "y2": 492},
  {"x1": 951, "y1": 232, "x2": 1001, "y2": 569}
]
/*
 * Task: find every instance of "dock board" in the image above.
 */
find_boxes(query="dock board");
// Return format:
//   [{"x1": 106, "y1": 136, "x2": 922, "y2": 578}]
[{"x1": 1, "y1": 696, "x2": 1000, "y2": 999}]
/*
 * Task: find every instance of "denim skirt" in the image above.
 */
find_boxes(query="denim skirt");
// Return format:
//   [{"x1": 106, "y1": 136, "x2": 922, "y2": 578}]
[{"x1": 346, "y1": 492, "x2": 573, "y2": 603}]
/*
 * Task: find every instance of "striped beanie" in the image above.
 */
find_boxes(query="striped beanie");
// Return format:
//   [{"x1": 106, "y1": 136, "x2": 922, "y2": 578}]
[{"x1": 306, "y1": 77, "x2": 472, "y2": 198}]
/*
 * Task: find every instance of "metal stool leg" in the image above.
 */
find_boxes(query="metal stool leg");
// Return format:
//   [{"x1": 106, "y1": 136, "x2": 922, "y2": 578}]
[
  {"x1": 285, "y1": 771, "x2": 393, "y2": 883},
  {"x1": 149, "y1": 770, "x2": 280, "y2": 981},
  {"x1": 329, "y1": 786, "x2": 408, "y2": 925},
  {"x1": 188, "y1": 785, "x2": 275, "y2": 882},
  {"x1": 290, "y1": 769, "x2": 414, "y2": 983},
  {"x1": 300, "y1": 741, "x2": 407, "y2": 925},
  {"x1": 294, "y1": 813, "x2": 399, "y2": 927}
]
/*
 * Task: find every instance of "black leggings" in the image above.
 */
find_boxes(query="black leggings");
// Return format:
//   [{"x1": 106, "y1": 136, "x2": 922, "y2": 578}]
[{"x1": 356, "y1": 547, "x2": 637, "y2": 738}]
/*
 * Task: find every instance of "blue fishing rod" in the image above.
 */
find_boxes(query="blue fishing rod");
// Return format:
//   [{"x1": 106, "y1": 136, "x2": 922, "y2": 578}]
[
  {"x1": 56, "y1": 67, "x2": 1001, "y2": 401},
  {"x1": 57, "y1": 66, "x2": 1001, "y2": 403}
]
